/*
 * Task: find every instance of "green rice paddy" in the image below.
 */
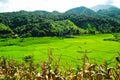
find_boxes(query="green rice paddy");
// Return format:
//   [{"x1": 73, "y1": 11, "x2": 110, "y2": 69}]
[{"x1": 0, "y1": 34, "x2": 120, "y2": 67}]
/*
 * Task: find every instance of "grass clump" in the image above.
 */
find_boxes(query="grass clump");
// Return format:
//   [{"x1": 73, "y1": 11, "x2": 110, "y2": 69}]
[{"x1": 0, "y1": 50, "x2": 120, "y2": 80}]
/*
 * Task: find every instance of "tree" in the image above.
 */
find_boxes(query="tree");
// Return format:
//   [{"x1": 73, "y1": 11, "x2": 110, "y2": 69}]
[{"x1": 0, "y1": 23, "x2": 13, "y2": 37}]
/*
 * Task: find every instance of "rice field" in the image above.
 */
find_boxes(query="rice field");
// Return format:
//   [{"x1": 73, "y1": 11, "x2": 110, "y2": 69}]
[{"x1": 0, "y1": 34, "x2": 120, "y2": 67}]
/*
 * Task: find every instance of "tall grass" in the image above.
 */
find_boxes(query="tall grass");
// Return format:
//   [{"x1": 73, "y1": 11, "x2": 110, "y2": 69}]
[{"x1": 0, "y1": 49, "x2": 120, "y2": 80}]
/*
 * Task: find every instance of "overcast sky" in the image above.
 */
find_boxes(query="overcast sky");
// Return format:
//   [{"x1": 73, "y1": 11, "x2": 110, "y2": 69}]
[{"x1": 0, "y1": 0, "x2": 120, "y2": 12}]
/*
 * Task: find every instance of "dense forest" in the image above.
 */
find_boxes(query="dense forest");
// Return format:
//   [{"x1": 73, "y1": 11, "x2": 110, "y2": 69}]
[{"x1": 0, "y1": 6, "x2": 120, "y2": 38}]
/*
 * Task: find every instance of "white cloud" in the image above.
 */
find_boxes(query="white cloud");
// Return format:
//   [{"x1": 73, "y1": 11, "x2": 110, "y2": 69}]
[
  {"x1": 105, "y1": 0, "x2": 113, "y2": 5},
  {"x1": 0, "y1": 0, "x2": 120, "y2": 12},
  {"x1": 112, "y1": 0, "x2": 120, "y2": 8}
]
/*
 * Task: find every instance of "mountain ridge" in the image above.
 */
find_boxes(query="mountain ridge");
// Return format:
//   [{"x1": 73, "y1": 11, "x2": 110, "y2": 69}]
[
  {"x1": 0, "y1": 5, "x2": 120, "y2": 37},
  {"x1": 65, "y1": 6, "x2": 97, "y2": 16},
  {"x1": 91, "y1": 5, "x2": 117, "y2": 12}
]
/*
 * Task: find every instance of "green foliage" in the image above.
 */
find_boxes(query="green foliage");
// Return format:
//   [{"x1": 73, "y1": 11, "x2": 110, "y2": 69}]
[
  {"x1": 65, "y1": 15, "x2": 120, "y2": 33},
  {"x1": 112, "y1": 33, "x2": 120, "y2": 41},
  {"x1": 14, "y1": 20, "x2": 83, "y2": 37},
  {"x1": 23, "y1": 55, "x2": 34, "y2": 63},
  {"x1": 0, "y1": 23, "x2": 12, "y2": 34},
  {"x1": 97, "y1": 7, "x2": 120, "y2": 20},
  {"x1": 65, "y1": 6, "x2": 97, "y2": 16},
  {"x1": 0, "y1": 8, "x2": 120, "y2": 37},
  {"x1": 0, "y1": 23, "x2": 13, "y2": 38}
]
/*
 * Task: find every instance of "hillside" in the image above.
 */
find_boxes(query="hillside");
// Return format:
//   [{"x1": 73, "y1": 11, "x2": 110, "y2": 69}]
[
  {"x1": 0, "y1": 6, "x2": 120, "y2": 37},
  {"x1": 14, "y1": 20, "x2": 82, "y2": 37},
  {"x1": 65, "y1": 6, "x2": 97, "y2": 16},
  {"x1": 97, "y1": 7, "x2": 120, "y2": 20},
  {"x1": 0, "y1": 23, "x2": 13, "y2": 38},
  {"x1": 91, "y1": 5, "x2": 116, "y2": 12}
]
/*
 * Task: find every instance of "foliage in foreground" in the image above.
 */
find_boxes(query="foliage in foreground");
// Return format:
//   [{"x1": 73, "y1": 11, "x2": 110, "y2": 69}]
[{"x1": 0, "y1": 50, "x2": 120, "y2": 80}]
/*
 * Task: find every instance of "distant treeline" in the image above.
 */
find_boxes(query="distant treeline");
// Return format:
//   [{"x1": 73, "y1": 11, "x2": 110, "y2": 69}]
[{"x1": 0, "y1": 8, "x2": 120, "y2": 37}]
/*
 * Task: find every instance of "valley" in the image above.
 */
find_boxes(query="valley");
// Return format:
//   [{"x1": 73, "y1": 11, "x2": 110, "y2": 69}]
[{"x1": 0, "y1": 34, "x2": 120, "y2": 67}]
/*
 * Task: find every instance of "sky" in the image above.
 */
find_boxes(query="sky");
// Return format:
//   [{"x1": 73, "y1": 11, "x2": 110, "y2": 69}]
[{"x1": 0, "y1": 0, "x2": 120, "y2": 12}]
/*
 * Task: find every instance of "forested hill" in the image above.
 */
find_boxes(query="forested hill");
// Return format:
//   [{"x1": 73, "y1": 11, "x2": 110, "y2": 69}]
[{"x1": 0, "y1": 6, "x2": 120, "y2": 38}]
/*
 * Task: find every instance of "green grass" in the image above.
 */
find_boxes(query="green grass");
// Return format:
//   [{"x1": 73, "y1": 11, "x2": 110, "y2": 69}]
[{"x1": 0, "y1": 34, "x2": 120, "y2": 67}]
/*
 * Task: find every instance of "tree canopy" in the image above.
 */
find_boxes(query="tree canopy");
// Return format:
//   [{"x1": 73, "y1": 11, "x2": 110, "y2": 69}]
[{"x1": 0, "y1": 6, "x2": 120, "y2": 37}]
